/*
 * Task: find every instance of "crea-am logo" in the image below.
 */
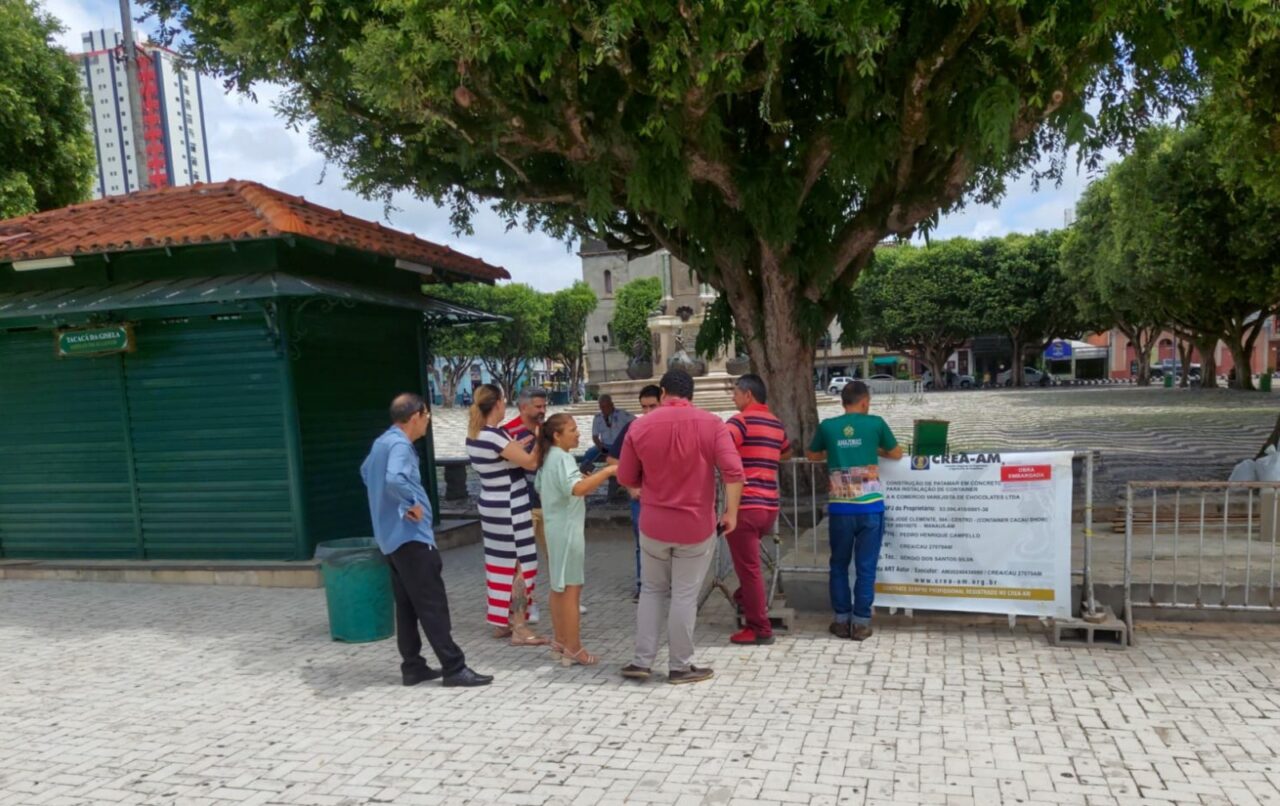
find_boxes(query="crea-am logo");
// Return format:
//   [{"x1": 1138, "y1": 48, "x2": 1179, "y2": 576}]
[{"x1": 916, "y1": 453, "x2": 1002, "y2": 466}]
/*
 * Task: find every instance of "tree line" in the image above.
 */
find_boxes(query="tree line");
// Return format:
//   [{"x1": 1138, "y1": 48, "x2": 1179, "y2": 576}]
[
  {"x1": 854, "y1": 118, "x2": 1280, "y2": 391},
  {"x1": 430, "y1": 282, "x2": 596, "y2": 407}
]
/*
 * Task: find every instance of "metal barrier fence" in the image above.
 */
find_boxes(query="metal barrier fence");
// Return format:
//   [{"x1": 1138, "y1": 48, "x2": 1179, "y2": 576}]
[
  {"x1": 865, "y1": 379, "x2": 925, "y2": 404},
  {"x1": 1123, "y1": 481, "x2": 1280, "y2": 633}
]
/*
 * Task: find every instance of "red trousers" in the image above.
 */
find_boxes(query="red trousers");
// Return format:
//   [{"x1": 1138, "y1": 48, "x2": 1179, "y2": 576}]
[{"x1": 725, "y1": 509, "x2": 777, "y2": 637}]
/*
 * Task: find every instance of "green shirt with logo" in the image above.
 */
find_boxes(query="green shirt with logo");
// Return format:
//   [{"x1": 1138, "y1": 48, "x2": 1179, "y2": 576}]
[{"x1": 808, "y1": 413, "x2": 898, "y2": 514}]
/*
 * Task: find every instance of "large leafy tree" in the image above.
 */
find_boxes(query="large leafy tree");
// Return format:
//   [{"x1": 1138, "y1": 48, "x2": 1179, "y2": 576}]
[
  {"x1": 1113, "y1": 125, "x2": 1280, "y2": 391},
  {"x1": 980, "y1": 230, "x2": 1081, "y2": 387},
  {"x1": 427, "y1": 284, "x2": 490, "y2": 407},
  {"x1": 1, "y1": 0, "x2": 95, "y2": 218},
  {"x1": 856, "y1": 241, "x2": 986, "y2": 387},
  {"x1": 610, "y1": 277, "x2": 662, "y2": 363},
  {"x1": 547, "y1": 281, "x2": 597, "y2": 402},
  {"x1": 147, "y1": 0, "x2": 1280, "y2": 437},
  {"x1": 475, "y1": 283, "x2": 552, "y2": 396},
  {"x1": 1062, "y1": 174, "x2": 1168, "y2": 387}
]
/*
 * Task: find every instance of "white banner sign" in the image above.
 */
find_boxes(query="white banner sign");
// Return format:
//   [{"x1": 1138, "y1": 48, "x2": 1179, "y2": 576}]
[{"x1": 874, "y1": 451, "x2": 1074, "y2": 618}]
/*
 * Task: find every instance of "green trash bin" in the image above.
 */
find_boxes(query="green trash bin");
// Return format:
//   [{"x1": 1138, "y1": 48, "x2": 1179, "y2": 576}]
[
  {"x1": 314, "y1": 538, "x2": 394, "y2": 643},
  {"x1": 1163, "y1": 373, "x2": 1174, "y2": 388},
  {"x1": 1261, "y1": 373, "x2": 1273, "y2": 393},
  {"x1": 913, "y1": 419, "x2": 950, "y2": 456}
]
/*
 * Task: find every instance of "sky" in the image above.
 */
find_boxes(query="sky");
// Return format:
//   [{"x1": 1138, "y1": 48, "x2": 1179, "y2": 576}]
[{"x1": 45, "y1": 0, "x2": 1105, "y2": 291}]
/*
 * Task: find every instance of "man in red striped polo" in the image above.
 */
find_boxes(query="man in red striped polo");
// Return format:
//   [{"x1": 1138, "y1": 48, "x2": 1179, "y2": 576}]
[{"x1": 724, "y1": 374, "x2": 791, "y2": 645}]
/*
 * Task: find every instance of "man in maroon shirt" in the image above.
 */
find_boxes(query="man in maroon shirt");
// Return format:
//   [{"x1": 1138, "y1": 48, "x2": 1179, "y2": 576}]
[{"x1": 616, "y1": 369, "x2": 744, "y2": 685}]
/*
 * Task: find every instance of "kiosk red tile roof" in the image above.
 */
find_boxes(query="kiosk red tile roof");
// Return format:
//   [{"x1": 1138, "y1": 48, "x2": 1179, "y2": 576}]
[{"x1": 0, "y1": 180, "x2": 508, "y2": 282}]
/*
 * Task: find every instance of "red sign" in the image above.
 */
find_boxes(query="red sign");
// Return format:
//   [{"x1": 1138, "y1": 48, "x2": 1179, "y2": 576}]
[{"x1": 1001, "y1": 465, "x2": 1052, "y2": 483}]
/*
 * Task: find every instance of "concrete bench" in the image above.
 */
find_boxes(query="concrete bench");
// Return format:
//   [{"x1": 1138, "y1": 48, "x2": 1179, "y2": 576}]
[{"x1": 437, "y1": 457, "x2": 471, "y2": 501}]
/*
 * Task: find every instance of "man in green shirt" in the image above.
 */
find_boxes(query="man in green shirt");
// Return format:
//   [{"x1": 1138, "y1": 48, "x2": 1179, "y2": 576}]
[{"x1": 806, "y1": 381, "x2": 903, "y2": 641}]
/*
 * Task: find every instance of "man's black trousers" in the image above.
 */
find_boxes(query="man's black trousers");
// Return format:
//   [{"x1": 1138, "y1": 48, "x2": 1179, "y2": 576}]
[{"x1": 387, "y1": 541, "x2": 467, "y2": 676}]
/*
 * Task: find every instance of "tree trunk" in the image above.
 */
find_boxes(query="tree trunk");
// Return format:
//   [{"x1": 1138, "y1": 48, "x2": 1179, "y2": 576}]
[
  {"x1": 1229, "y1": 341, "x2": 1254, "y2": 390},
  {"x1": 1225, "y1": 324, "x2": 1261, "y2": 391},
  {"x1": 1122, "y1": 325, "x2": 1157, "y2": 387},
  {"x1": 1194, "y1": 337, "x2": 1218, "y2": 389},
  {"x1": 1009, "y1": 335, "x2": 1025, "y2": 387},
  {"x1": 1177, "y1": 339, "x2": 1193, "y2": 388},
  {"x1": 719, "y1": 252, "x2": 820, "y2": 449}
]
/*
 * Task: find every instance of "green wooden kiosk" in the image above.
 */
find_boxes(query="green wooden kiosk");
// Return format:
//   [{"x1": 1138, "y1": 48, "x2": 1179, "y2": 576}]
[{"x1": 0, "y1": 181, "x2": 505, "y2": 561}]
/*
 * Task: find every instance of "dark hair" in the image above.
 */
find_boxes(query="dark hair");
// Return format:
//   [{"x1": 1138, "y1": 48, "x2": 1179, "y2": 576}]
[
  {"x1": 660, "y1": 368, "x2": 695, "y2": 400},
  {"x1": 390, "y1": 393, "x2": 426, "y2": 424},
  {"x1": 841, "y1": 380, "x2": 870, "y2": 407},
  {"x1": 467, "y1": 383, "x2": 505, "y2": 438},
  {"x1": 638, "y1": 384, "x2": 661, "y2": 402},
  {"x1": 536, "y1": 413, "x2": 575, "y2": 469},
  {"x1": 599, "y1": 394, "x2": 614, "y2": 405},
  {"x1": 517, "y1": 386, "x2": 548, "y2": 405},
  {"x1": 734, "y1": 374, "x2": 767, "y2": 405}
]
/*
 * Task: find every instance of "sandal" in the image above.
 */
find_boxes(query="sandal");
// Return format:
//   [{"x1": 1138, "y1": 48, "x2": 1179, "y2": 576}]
[
  {"x1": 492, "y1": 626, "x2": 513, "y2": 640},
  {"x1": 560, "y1": 647, "x2": 599, "y2": 667},
  {"x1": 548, "y1": 640, "x2": 566, "y2": 659},
  {"x1": 510, "y1": 629, "x2": 549, "y2": 647}
]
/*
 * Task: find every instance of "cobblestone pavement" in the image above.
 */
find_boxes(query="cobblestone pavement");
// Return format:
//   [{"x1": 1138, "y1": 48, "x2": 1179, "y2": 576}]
[
  {"x1": 432, "y1": 387, "x2": 1278, "y2": 506},
  {"x1": 5, "y1": 533, "x2": 1280, "y2": 806}
]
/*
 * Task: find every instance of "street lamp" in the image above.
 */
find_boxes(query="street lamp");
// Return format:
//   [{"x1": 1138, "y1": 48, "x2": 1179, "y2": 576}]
[{"x1": 593, "y1": 334, "x2": 610, "y2": 382}]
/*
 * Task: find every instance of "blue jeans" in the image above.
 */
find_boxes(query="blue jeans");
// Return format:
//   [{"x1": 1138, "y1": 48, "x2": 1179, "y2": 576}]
[
  {"x1": 828, "y1": 512, "x2": 885, "y2": 626},
  {"x1": 579, "y1": 446, "x2": 604, "y2": 470},
  {"x1": 629, "y1": 499, "x2": 642, "y2": 593}
]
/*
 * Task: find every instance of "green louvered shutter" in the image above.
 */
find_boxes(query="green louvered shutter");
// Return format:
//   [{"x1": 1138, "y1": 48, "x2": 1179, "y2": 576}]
[
  {"x1": 0, "y1": 330, "x2": 138, "y2": 558},
  {"x1": 123, "y1": 314, "x2": 296, "y2": 559}
]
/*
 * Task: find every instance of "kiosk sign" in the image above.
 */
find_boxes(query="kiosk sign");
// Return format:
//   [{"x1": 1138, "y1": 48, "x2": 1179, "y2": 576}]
[
  {"x1": 55, "y1": 325, "x2": 134, "y2": 358},
  {"x1": 876, "y1": 451, "x2": 1073, "y2": 617}
]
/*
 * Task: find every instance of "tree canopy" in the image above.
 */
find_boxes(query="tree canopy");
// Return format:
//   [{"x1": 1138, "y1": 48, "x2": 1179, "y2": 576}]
[
  {"x1": 856, "y1": 241, "x2": 986, "y2": 387},
  {"x1": 0, "y1": 1, "x2": 95, "y2": 219},
  {"x1": 147, "y1": 0, "x2": 1280, "y2": 435},
  {"x1": 610, "y1": 277, "x2": 662, "y2": 363},
  {"x1": 980, "y1": 230, "x2": 1081, "y2": 386},
  {"x1": 547, "y1": 281, "x2": 598, "y2": 401},
  {"x1": 1068, "y1": 124, "x2": 1280, "y2": 390}
]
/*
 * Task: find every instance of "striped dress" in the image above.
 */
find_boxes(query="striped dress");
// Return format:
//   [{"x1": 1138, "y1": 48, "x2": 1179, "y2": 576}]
[{"x1": 465, "y1": 426, "x2": 538, "y2": 627}]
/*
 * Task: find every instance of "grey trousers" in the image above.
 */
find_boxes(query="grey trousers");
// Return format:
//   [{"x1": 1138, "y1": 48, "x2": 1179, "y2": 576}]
[{"x1": 634, "y1": 532, "x2": 716, "y2": 672}]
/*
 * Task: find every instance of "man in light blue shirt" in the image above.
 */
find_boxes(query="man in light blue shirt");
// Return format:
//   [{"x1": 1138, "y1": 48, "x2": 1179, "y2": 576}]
[{"x1": 361, "y1": 393, "x2": 492, "y2": 688}]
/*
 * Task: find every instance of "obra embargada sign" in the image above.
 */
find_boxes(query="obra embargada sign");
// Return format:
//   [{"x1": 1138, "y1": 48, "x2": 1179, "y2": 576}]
[{"x1": 877, "y1": 451, "x2": 1073, "y2": 618}]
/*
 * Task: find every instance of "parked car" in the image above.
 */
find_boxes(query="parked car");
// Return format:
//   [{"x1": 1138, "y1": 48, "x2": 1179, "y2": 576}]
[
  {"x1": 997, "y1": 366, "x2": 1052, "y2": 387},
  {"x1": 1149, "y1": 363, "x2": 1201, "y2": 381},
  {"x1": 868, "y1": 373, "x2": 895, "y2": 382},
  {"x1": 826, "y1": 375, "x2": 856, "y2": 395},
  {"x1": 922, "y1": 369, "x2": 976, "y2": 390}
]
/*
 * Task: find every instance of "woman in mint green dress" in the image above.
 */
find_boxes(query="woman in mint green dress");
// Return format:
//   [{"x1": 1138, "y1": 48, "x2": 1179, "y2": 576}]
[{"x1": 535, "y1": 414, "x2": 616, "y2": 666}]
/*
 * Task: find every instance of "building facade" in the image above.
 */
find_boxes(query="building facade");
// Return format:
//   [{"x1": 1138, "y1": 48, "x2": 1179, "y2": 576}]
[
  {"x1": 75, "y1": 30, "x2": 212, "y2": 198},
  {"x1": 1102, "y1": 319, "x2": 1280, "y2": 380}
]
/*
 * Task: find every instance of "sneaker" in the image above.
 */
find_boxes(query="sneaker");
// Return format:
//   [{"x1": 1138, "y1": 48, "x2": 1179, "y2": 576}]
[
  {"x1": 620, "y1": 664, "x2": 652, "y2": 680},
  {"x1": 828, "y1": 621, "x2": 851, "y2": 639},
  {"x1": 851, "y1": 625, "x2": 874, "y2": 642},
  {"x1": 668, "y1": 665, "x2": 714, "y2": 685},
  {"x1": 526, "y1": 604, "x2": 540, "y2": 624},
  {"x1": 730, "y1": 628, "x2": 774, "y2": 645},
  {"x1": 401, "y1": 666, "x2": 442, "y2": 687}
]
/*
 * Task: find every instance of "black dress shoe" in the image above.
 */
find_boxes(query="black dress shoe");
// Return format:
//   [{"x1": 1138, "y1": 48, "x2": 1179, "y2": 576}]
[
  {"x1": 402, "y1": 666, "x2": 442, "y2": 687},
  {"x1": 829, "y1": 621, "x2": 851, "y2": 639},
  {"x1": 442, "y1": 667, "x2": 494, "y2": 687}
]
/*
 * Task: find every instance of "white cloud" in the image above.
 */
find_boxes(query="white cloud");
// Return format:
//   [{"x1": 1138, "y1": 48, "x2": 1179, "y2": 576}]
[{"x1": 40, "y1": 0, "x2": 1112, "y2": 290}]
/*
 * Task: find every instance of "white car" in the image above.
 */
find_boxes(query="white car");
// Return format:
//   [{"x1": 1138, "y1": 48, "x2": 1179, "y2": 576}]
[
  {"x1": 922, "y1": 370, "x2": 975, "y2": 390},
  {"x1": 997, "y1": 366, "x2": 1051, "y2": 387},
  {"x1": 826, "y1": 376, "x2": 856, "y2": 395}
]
